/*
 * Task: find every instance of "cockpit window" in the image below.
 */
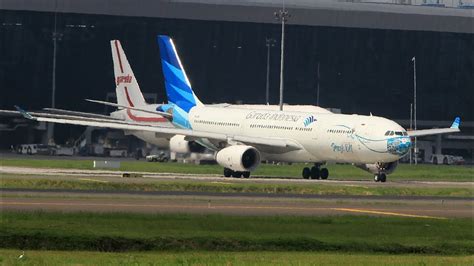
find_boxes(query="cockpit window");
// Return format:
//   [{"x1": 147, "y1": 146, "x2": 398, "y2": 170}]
[
  {"x1": 395, "y1": 131, "x2": 403, "y2": 136},
  {"x1": 389, "y1": 131, "x2": 394, "y2": 136},
  {"x1": 403, "y1": 132, "x2": 408, "y2": 136},
  {"x1": 384, "y1": 131, "x2": 390, "y2": 136}
]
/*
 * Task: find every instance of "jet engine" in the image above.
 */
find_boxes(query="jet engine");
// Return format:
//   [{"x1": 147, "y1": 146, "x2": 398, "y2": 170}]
[
  {"x1": 169, "y1": 135, "x2": 205, "y2": 153},
  {"x1": 216, "y1": 145, "x2": 261, "y2": 172},
  {"x1": 355, "y1": 161, "x2": 399, "y2": 175}
]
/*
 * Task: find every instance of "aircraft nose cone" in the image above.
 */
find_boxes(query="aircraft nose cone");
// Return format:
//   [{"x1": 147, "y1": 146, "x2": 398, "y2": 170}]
[
  {"x1": 387, "y1": 137, "x2": 411, "y2": 155},
  {"x1": 398, "y1": 137, "x2": 411, "y2": 155}
]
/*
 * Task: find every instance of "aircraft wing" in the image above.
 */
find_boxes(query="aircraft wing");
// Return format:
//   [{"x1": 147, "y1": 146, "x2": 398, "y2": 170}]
[
  {"x1": 42, "y1": 108, "x2": 123, "y2": 120},
  {"x1": 407, "y1": 117, "x2": 461, "y2": 137},
  {"x1": 14, "y1": 107, "x2": 303, "y2": 151},
  {"x1": 2, "y1": 108, "x2": 126, "y2": 123}
]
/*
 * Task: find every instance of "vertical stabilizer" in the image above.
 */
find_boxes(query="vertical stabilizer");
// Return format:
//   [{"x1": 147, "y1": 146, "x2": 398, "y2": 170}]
[
  {"x1": 110, "y1": 40, "x2": 146, "y2": 107},
  {"x1": 157, "y1": 35, "x2": 203, "y2": 113}
]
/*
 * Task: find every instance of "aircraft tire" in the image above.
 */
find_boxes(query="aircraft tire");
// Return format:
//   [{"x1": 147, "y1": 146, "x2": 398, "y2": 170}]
[
  {"x1": 242, "y1": 171, "x2": 250, "y2": 178},
  {"x1": 379, "y1": 173, "x2": 387, "y2": 183},
  {"x1": 223, "y1": 168, "x2": 232, "y2": 177},
  {"x1": 310, "y1": 166, "x2": 320, "y2": 179},
  {"x1": 320, "y1": 168, "x2": 329, "y2": 179},
  {"x1": 232, "y1": 171, "x2": 242, "y2": 178},
  {"x1": 302, "y1": 167, "x2": 310, "y2": 179}
]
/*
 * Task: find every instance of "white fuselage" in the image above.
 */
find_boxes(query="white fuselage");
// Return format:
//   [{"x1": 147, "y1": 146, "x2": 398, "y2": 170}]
[
  {"x1": 188, "y1": 106, "x2": 411, "y2": 164},
  {"x1": 109, "y1": 104, "x2": 334, "y2": 149}
]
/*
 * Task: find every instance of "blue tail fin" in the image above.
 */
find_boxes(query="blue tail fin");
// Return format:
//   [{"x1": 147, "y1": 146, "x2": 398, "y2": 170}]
[{"x1": 157, "y1": 35, "x2": 202, "y2": 113}]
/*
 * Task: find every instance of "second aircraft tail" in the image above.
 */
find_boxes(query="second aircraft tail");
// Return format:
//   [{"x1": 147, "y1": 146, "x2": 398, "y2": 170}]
[{"x1": 110, "y1": 40, "x2": 147, "y2": 107}]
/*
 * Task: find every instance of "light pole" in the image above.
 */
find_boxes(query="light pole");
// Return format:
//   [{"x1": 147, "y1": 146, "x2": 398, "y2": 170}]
[
  {"x1": 274, "y1": 5, "x2": 290, "y2": 111},
  {"x1": 47, "y1": 0, "x2": 60, "y2": 144},
  {"x1": 409, "y1": 103, "x2": 413, "y2": 164},
  {"x1": 265, "y1": 38, "x2": 276, "y2": 105},
  {"x1": 412, "y1": 56, "x2": 417, "y2": 165},
  {"x1": 316, "y1": 61, "x2": 320, "y2": 106}
]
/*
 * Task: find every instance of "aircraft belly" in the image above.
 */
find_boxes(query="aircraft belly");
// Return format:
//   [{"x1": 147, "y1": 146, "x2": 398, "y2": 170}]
[
  {"x1": 131, "y1": 131, "x2": 170, "y2": 148},
  {"x1": 261, "y1": 149, "x2": 320, "y2": 163}
]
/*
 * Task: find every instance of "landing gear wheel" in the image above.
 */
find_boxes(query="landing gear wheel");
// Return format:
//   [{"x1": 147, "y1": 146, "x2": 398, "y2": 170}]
[
  {"x1": 223, "y1": 168, "x2": 232, "y2": 177},
  {"x1": 310, "y1": 166, "x2": 320, "y2": 180},
  {"x1": 302, "y1": 167, "x2": 310, "y2": 179},
  {"x1": 232, "y1": 171, "x2": 242, "y2": 178},
  {"x1": 242, "y1": 172, "x2": 251, "y2": 178},
  {"x1": 320, "y1": 168, "x2": 329, "y2": 180},
  {"x1": 379, "y1": 173, "x2": 387, "y2": 183}
]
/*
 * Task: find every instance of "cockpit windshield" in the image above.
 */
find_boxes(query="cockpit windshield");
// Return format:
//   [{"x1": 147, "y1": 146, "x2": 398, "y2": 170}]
[{"x1": 385, "y1": 131, "x2": 408, "y2": 136}]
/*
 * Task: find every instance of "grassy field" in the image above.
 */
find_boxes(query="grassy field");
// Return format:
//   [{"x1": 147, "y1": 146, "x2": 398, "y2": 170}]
[
  {"x1": 1, "y1": 250, "x2": 472, "y2": 266},
  {"x1": 1, "y1": 157, "x2": 473, "y2": 181},
  {"x1": 1, "y1": 212, "x2": 472, "y2": 255},
  {"x1": 1, "y1": 174, "x2": 472, "y2": 197}
]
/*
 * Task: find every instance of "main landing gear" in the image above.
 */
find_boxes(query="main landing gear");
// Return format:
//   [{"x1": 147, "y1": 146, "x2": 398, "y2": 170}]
[
  {"x1": 224, "y1": 168, "x2": 251, "y2": 178},
  {"x1": 302, "y1": 164, "x2": 329, "y2": 180},
  {"x1": 374, "y1": 173, "x2": 387, "y2": 183}
]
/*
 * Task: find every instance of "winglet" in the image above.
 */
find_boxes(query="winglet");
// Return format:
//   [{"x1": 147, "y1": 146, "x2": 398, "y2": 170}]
[
  {"x1": 14, "y1": 105, "x2": 34, "y2": 120},
  {"x1": 450, "y1": 117, "x2": 461, "y2": 129}
]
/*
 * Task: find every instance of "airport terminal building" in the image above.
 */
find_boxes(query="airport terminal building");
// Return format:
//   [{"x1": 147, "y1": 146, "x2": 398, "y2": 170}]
[{"x1": 0, "y1": 0, "x2": 473, "y2": 161}]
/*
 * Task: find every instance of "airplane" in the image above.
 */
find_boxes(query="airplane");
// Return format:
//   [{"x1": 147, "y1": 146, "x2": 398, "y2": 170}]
[{"x1": 11, "y1": 35, "x2": 461, "y2": 182}]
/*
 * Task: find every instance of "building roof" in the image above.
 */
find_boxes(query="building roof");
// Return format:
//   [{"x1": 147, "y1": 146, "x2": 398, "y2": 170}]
[{"x1": 1, "y1": 0, "x2": 473, "y2": 33}]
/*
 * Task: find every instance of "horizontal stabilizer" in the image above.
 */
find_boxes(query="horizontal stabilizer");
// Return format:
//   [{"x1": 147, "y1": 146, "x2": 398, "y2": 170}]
[
  {"x1": 85, "y1": 99, "x2": 172, "y2": 119},
  {"x1": 14, "y1": 105, "x2": 33, "y2": 119}
]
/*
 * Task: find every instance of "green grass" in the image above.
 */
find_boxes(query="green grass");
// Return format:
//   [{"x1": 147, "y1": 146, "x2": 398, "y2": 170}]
[
  {"x1": 0, "y1": 250, "x2": 472, "y2": 266},
  {"x1": 1, "y1": 175, "x2": 472, "y2": 197},
  {"x1": 1, "y1": 158, "x2": 473, "y2": 181},
  {"x1": 1, "y1": 212, "x2": 472, "y2": 255}
]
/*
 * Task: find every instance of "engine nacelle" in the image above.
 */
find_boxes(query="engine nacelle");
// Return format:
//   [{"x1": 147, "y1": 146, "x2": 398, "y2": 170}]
[
  {"x1": 216, "y1": 145, "x2": 261, "y2": 172},
  {"x1": 169, "y1": 135, "x2": 205, "y2": 154},
  {"x1": 355, "y1": 161, "x2": 399, "y2": 175}
]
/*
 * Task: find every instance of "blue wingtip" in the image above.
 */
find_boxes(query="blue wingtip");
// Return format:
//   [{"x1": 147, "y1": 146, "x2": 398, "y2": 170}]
[
  {"x1": 14, "y1": 105, "x2": 34, "y2": 120},
  {"x1": 451, "y1": 116, "x2": 461, "y2": 129}
]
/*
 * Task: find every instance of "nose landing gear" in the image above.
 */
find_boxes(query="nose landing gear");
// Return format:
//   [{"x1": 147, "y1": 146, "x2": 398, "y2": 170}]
[
  {"x1": 302, "y1": 164, "x2": 329, "y2": 180},
  {"x1": 374, "y1": 173, "x2": 387, "y2": 182}
]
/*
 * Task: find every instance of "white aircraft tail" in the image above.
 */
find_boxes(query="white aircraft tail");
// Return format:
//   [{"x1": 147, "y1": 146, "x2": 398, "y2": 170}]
[{"x1": 110, "y1": 40, "x2": 146, "y2": 107}]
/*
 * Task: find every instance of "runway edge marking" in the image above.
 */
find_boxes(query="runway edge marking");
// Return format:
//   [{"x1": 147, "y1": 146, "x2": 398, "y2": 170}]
[{"x1": 332, "y1": 208, "x2": 448, "y2": 220}]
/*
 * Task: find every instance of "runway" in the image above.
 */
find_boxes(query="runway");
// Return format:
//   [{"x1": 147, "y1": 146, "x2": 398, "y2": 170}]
[
  {"x1": 1, "y1": 165, "x2": 473, "y2": 219},
  {"x1": 2, "y1": 188, "x2": 472, "y2": 219},
  {"x1": 1, "y1": 165, "x2": 471, "y2": 188}
]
